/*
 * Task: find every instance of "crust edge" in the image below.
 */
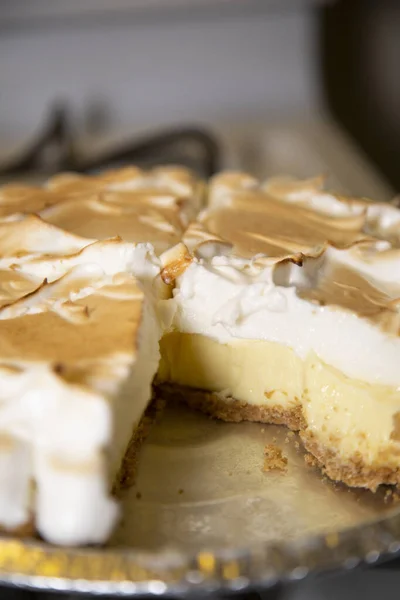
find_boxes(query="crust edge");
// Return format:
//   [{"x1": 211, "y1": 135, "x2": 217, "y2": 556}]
[{"x1": 156, "y1": 382, "x2": 400, "y2": 492}]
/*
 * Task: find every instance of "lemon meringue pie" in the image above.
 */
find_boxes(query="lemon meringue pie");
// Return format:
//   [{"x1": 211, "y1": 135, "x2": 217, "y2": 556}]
[{"x1": 1, "y1": 166, "x2": 400, "y2": 547}]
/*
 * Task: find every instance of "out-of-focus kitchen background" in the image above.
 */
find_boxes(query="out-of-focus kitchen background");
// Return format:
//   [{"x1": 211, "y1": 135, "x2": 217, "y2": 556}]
[
  {"x1": 0, "y1": 2, "x2": 400, "y2": 600},
  {"x1": 0, "y1": 0, "x2": 398, "y2": 197}
]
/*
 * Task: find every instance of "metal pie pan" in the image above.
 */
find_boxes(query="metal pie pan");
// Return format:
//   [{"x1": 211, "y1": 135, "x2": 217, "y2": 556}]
[{"x1": 1, "y1": 403, "x2": 399, "y2": 595}]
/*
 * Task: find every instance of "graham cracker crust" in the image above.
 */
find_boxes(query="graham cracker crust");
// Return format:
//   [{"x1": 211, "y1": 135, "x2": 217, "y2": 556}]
[
  {"x1": 157, "y1": 382, "x2": 400, "y2": 492},
  {"x1": 263, "y1": 444, "x2": 288, "y2": 473},
  {"x1": 301, "y1": 430, "x2": 400, "y2": 492},
  {"x1": 0, "y1": 518, "x2": 35, "y2": 538},
  {"x1": 156, "y1": 382, "x2": 306, "y2": 431},
  {"x1": 113, "y1": 396, "x2": 165, "y2": 494}
]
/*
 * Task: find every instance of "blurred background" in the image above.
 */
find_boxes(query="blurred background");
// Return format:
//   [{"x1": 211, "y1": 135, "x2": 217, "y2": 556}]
[{"x1": 0, "y1": 0, "x2": 398, "y2": 198}]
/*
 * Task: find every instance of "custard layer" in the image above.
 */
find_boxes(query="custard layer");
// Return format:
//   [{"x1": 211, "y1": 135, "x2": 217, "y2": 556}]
[{"x1": 159, "y1": 332, "x2": 400, "y2": 473}]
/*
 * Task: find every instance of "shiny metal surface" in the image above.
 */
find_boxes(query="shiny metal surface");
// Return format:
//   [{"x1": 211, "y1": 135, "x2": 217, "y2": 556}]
[
  {"x1": 114, "y1": 404, "x2": 395, "y2": 551},
  {"x1": 1, "y1": 402, "x2": 400, "y2": 595},
  {"x1": 0, "y1": 119, "x2": 396, "y2": 594}
]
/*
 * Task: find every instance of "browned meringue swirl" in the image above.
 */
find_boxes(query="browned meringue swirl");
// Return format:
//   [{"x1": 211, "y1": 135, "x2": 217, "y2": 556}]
[
  {"x1": 201, "y1": 174, "x2": 372, "y2": 259},
  {"x1": 0, "y1": 167, "x2": 203, "y2": 256},
  {"x1": 0, "y1": 275, "x2": 143, "y2": 365},
  {"x1": 186, "y1": 172, "x2": 400, "y2": 334},
  {"x1": 295, "y1": 259, "x2": 400, "y2": 334},
  {"x1": 40, "y1": 195, "x2": 184, "y2": 253}
]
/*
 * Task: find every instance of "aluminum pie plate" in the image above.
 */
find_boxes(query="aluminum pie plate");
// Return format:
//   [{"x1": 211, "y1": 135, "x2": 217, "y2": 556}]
[{"x1": 1, "y1": 402, "x2": 400, "y2": 596}]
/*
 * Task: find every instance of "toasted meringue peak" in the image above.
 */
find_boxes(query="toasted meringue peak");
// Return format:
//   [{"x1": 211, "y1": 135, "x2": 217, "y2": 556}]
[
  {"x1": 0, "y1": 269, "x2": 43, "y2": 310},
  {"x1": 0, "y1": 264, "x2": 112, "y2": 320},
  {"x1": 271, "y1": 249, "x2": 400, "y2": 334},
  {"x1": 365, "y1": 202, "x2": 400, "y2": 244},
  {"x1": 0, "y1": 217, "x2": 155, "y2": 372},
  {"x1": 199, "y1": 173, "x2": 375, "y2": 260},
  {"x1": 0, "y1": 185, "x2": 62, "y2": 218},
  {"x1": 40, "y1": 194, "x2": 184, "y2": 254},
  {"x1": 263, "y1": 175, "x2": 367, "y2": 217},
  {"x1": 0, "y1": 214, "x2": 93, "y2": 259},
  {"x1": 208, "y1": 171, "x2": 259, "y2": 207},
  {"x1": 160, "y1": 243, "x2": 192, "y2": 285},
  {"x1": 0, "y1": 166, "x2": 202, "y2": 256},
  {"x1": 0, "y1": 171, "x2": 168, "y2": 544},
  {"x1": 46, "y1": 165, "x2": 200, "y2": 198},
  {"x1": 182, "y1": 220, "x2": 226, "y2": 254},
  {"x1": 0, "y1": 214, "x2": 161, "y2": 294},
  {"x1": 0, "y1": 271, "x2": 144, "y2": 366}
]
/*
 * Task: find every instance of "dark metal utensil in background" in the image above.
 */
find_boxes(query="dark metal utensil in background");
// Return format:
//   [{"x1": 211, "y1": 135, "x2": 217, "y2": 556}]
[{"x1": 0, "y1": 103, "x2": 221, "y2": 179}]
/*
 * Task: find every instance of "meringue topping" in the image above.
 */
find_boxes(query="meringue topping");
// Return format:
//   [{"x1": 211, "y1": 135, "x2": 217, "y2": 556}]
[
  {"x1": 177, "y1": 172, "x2": 400, "y2": 335},
  {"x1": 0, "y1": 167, "x2": 203, "y2": 255},
  {"x1": 0, "y1": 185, "x2": 62, "y2": 218},
  {"x1": 0, "y1": 215, "x2": 162, "y2": 545},
  {"x1": 0, "y1": 214, "x2": 92, "y2": 259},
  {"x1": 196, "y1": 173, "x2": 373, "y2": 259},
  {"x1": 0, "y1": 269, "x2": 155, "y2": 545},
  {"x1": 0, "y1": 270, "x2": 43, "y2": 310},
  {"x1": 0, "y1": 271, "x2": 143, "y2": 369},
  {"x1": 40, "y1": 194, "x2": 185, "y2": 253},
  {"x1": 0, "y1": 172, "x2": 176, "y2": 544}
]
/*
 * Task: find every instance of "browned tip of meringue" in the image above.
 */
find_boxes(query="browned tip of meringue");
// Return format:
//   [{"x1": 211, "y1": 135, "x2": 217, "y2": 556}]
[
  {"x1": 46, "y1": 165, "x2": 201, "y2": 197},
  {"x1": 198, "y1": 172, "x2": 376, "y2": 260},
  {"x1": 0, "y1": 166, "x2": 202, "y2": 254},
  {"x1": 0, "y1": 274, "x2": 144, "y2": 366},
  {"x1": 210, "y1": 171, "x2": 259, "y2": 192},
  {"x1": 160, "y1": 243, "x2": 193, "y2": 285},
  {"x1": 0, "y1": 269, "x2": 44, "y2": 309},
  {"x1": 261, "y1": 174, "x2": 326, "y2": 198},
  {"x1": 0, "y1": 214, "x2": 93, "y2": 259},
  {"x1": 47, "y1": 167, "x2": 142, "y2": 191},
  {"x1": 0, "y1": 184, "x2": 62, "y2": 218}
]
